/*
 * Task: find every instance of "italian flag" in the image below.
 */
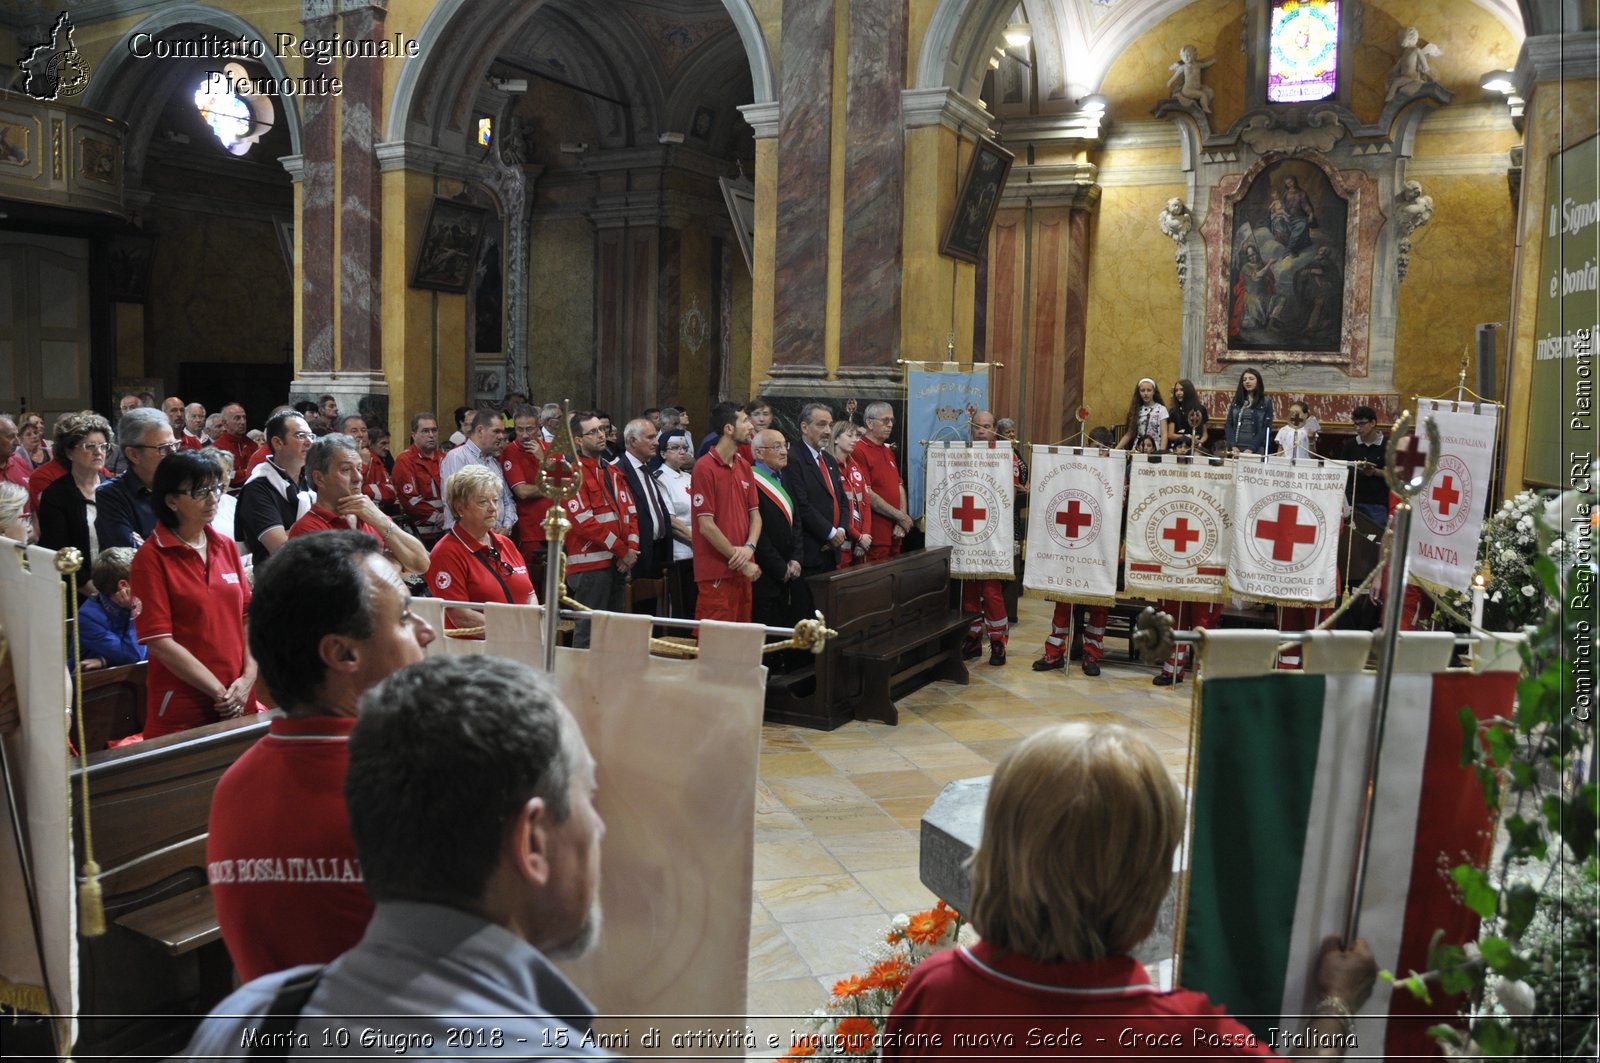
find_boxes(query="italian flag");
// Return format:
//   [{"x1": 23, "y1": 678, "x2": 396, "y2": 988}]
[{"x1": 1179, "y1": 669, "x2": 1519, "y2": 1058}]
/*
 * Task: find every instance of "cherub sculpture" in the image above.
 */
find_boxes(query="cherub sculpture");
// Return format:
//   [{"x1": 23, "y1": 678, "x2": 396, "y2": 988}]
[
  {"x1": 1394, "y1": 179, "x2": 1435, "y2": 281},
  {"x1": 1385, "y1": 27, "x2": 1441, "y2": 101},
  {"x1": 1158, "y1": 197, "x2": 1195, "y2": 288},
  {"x1": 1167, "y1": 45, "x2": 1217, "y2": 114}
]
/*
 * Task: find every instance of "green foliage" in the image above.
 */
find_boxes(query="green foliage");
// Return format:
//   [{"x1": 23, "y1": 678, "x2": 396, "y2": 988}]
[{"x1": 1388, "y1": 493, "x2": 1599, "y2": 1056}]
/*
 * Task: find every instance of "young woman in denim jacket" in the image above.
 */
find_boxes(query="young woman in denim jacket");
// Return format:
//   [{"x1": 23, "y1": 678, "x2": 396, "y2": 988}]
[{"x1": 1224, "y1": 367, "x2": 1272, "y2": 456}]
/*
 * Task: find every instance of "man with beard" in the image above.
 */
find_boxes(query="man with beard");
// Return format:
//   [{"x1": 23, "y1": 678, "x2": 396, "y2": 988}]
[
  {"x1": 183, "y1": 655, "x2": 615, "y2": 1060},
  {"x1": 690, "y1": 401, "x2": 761, "y2": 623},
  {"x1": 562, "y1": 411, "x2": 639, "y2": 647}
]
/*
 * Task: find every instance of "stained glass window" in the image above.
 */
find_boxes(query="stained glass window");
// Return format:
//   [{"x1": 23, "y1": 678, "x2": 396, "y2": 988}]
[
  {"x1": 193, "y1": 64, "x2": 272, "y2": 156},
  {"x1": 1267, "y1": 0, "x2": 1340, "y2": 103},
  {"x1": 477, "y1": 116, "x2": 493, "y2": 148}
]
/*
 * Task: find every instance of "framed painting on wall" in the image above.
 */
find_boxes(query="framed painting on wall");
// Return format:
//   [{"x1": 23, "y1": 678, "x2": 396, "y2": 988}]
[
  {"x1": 940, "y1": 136, "x2": 1014, "y2": 264},
  {"x1": 412, "y1": 197, "x2": 487, "y2": 293}
]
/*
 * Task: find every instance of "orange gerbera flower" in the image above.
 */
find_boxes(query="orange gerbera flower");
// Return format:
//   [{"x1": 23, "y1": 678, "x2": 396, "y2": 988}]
[
  {"x1": 903, "y1": 906, "x2": 956, "y2": 945},
  {"x1": 832, "y1": 974, "x2": 871, "y2": 998},
  {"x1": 834, "y1": 1016, "x2": 877, "y2": 1054},
  {"x1": 865, "y1": 956, "x2": 912, "y2": 992}
]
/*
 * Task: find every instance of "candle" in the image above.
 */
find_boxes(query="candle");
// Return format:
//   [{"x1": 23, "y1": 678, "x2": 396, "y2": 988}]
[{"x1": 1471, "y1": 572, "x2": 1487, "y2": 628}]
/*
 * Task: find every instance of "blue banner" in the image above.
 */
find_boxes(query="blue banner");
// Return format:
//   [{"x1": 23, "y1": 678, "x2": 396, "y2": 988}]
[{"x1": 905, "y1": 365, "x2": 989, "y2": 518}]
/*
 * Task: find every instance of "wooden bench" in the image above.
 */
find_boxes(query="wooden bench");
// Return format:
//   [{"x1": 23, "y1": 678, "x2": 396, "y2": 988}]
[
  {"x1": 764, "y1": 547, "x2": 969, "y2": 729},
  {"x1": 75, "y1": 661, "x2": 146, "y2": 753},
  {"x1": 68, "y1": 714, "x2": 267, "y2": 1059}
]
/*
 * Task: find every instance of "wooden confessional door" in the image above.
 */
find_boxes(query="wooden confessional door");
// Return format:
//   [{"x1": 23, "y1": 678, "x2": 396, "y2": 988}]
[{"x1": 0, "y1": 233, "x2": 92, "y2": 421}]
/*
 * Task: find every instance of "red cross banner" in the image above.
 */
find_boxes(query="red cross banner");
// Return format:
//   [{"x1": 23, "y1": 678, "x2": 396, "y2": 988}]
[
  {"x1": 923, "y1": 441, "x2": 1015, "y2": 580},
  {"x1": 1124, "y1": 455, "x2": 1234, "y2": 601},
  {"x1": 1023, "y1": 446, "x2": 1125, "y2": 606},
  {"x1": 1405, "y1": 401, "x2": 1500, "y2": 595},
  {"x1": 1226, "y1": 458, "x2": 1347, "y2": 607}
]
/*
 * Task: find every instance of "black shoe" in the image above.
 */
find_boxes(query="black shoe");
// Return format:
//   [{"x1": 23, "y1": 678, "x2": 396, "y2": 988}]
[
  {"x1": 1081, "y1": 659, "x2": 1101, "y2": 677},
  {"x1": 1153, "y1": 673, "x2": 1175, "y2": 687},
  {"x1": 962, "y1": 642, "x2": 983, "y2": 661},
  {"x1": 1032, "y1": 656, "x2": 1064, "y2": 672},
  {"x1": 989, "y1": 644, "x2": 1006, "y2": 666}
]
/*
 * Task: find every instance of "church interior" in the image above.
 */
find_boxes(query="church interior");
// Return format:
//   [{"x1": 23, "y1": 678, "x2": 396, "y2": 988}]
[{"x1": 1, "y1": 0, "x2": 1596, "y2": 1057}]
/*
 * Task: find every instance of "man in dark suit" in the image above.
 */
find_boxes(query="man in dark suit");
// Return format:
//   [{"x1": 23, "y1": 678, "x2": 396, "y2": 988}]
[
  {"x1": 749, "y1": 429, "x2": 806, "y2": 632},
  {"x1": 614, "y1": 418, "x2": 671, "y2": 602},
  {"x1": 781, "y1": 402, "x2": 848, "y2": 577}
]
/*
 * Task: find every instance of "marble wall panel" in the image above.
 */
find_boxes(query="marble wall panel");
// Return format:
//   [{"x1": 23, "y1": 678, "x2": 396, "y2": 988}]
[
  {"x1": 596, "y1": 233, "x2": 623, "y2": 412},
  {"x1": 771, "y1": 0, "x2": 833, "y2": 372},
  {"x1": 984, "y1": 214, "x2": 1023, "y2": 430},
  {"x1": 298, "y1": 13, "x2": 337, "y2": 375},
  {"x1": 658, "y1": 228, "x2": 682, "y2": 404},
  {"x1": 338, "y1": 5, "x2": 383, "y2": 374},
  {"x1": 839, "y1": 0, "x2": 906, "y2": 370},
  {"x1": 627, "y1": 230, "x2": 658, "y2": 415}
]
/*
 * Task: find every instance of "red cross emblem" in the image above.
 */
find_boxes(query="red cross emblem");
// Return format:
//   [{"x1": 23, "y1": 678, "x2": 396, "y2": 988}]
[
  {"x1": 952, "y1": 495, "x2": 987, "y2": 533},
  {"x1": 1431, "y1": 474, "x2": 1460, "y2": 516},
  {"x1": 1056, "y1": 500, "x2": 1093, "y2": 539},
  {"x1": 1394, "y1": 433, "x2": 1428, "y2": 483},
  {"x1": 1162, "y1": 517, "x2": 1200, "y2": 554},
  {"x1": 1254, "y1": 503, "x2": 1318, "y2": 562}
]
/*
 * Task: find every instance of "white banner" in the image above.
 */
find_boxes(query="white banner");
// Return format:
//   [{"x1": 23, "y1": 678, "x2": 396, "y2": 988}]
[
  {"x1": 1024, "y1": 446, "x2": 1125, "y2": 605},
  {"x1": 1407, "y1": 401, "x2": 1500, "y2": 594},
  {"x1": 1227, "y1": 458, "x2": 1348, "y2": 607},
  {"x1": 1124, "y1": 456, "x2": 1233, "y2": 601},
  {"x1": 924, "y1": 441, "x2": 1015, "y2": 580}
]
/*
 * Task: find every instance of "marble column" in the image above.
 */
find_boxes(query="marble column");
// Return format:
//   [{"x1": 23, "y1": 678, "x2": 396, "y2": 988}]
[
  {"x1": 296, "y1": 1, "x2": 337, "y2": 378},
  {"x1": 838, "y1": 0, "x2": 906, "y2": 376},
  {"x1": 337, "y1": 0, "x2": 384, "y2": 377},
  {"x1": 769, "y1": 0, "x2": 833, "y2": 379}
]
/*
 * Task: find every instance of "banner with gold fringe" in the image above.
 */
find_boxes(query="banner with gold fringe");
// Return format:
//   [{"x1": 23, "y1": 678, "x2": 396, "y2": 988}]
[
  {"x1": 1405, "y1": 400, "x2": 1499, "y2": 595},
  {"x1": 923, "y1": 441, "x2": 1015, "y2": 580},
  {"x1": 1124, "y1": 455, "x2": 1232, "y2": 602},
  {"x1": 1022, "y1": 446, "x2": 1124, "y2": 606},
  {"x1": 1225, "y1": 458, "x2": 1346, "y2": 607}
]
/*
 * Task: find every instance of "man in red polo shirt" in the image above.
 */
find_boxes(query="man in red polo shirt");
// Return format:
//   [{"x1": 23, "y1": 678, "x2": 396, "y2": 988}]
[
  {"x1": 854, "y1": 400, "x2": 913, "y2": 563},
  {"x1": 208, "y1": 531, "x2": 436, "y2": 981},
  {"x1": 212, "y1": 403, "x2": 258, "y2": 488},
  {"x1": 288, "y1": 433, "x2": 430, "y2": 574},
  {"x1": 337, "y1": 414, "x2": 397, "y2": 510},
  {"x1": 691, "y1": 401, "x2": 761, "y2": 622},
  {"x1": 502, "y1": 404, "x2": 555, "y2": 577},
  {"x1": 391, "y1": 412, "x2": 445, "y2": 544}
]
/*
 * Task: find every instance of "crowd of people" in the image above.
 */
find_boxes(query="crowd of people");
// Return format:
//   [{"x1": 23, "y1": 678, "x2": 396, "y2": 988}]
[{"x1": 0, "y1": 363, "x2": 1398, "y2": 735}]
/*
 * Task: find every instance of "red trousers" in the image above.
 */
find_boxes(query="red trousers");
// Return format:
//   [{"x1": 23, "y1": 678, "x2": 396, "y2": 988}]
[
  {"x1": 961, "y1": 580, "x2": 1008, "y2": 647},
  {"x1": 696, "y1": 577, "x2": 753, "y2": 623},
  {"x1": 1158, "y1": 600, "x2": 1222, "y2": 679},
  {"x1": 1041, "y1": 602, "x2": 1109, "y2": 663}
]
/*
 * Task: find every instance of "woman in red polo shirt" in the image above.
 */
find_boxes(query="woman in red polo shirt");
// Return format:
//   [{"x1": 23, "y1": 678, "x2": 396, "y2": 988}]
[
  {"x1": 830, "y1": 421, "x2": 873, "y2": 567},
  {"x1": 426, "y1": 463, "x2": 535, "y2": 636},
  {"x1": 131, "y1": 450, "x2": 259, "y2": 738}
]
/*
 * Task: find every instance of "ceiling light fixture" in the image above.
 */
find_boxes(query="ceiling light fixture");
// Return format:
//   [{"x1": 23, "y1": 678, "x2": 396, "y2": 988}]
[{"x1": 1004, "y1": 22, "x2": 1031, "y2": 49}]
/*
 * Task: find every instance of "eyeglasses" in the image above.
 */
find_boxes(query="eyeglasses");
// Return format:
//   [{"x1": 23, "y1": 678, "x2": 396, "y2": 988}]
[
  {"x1": 184, "y1": 484, "x2": 225, "y2": 500},
  {"x1": 867, "y1": 417, "x2": 893, "y2": 425},
  {"x1": 472, "y1": 496, "x2": 499, "y2": 509},
  {"x1": 581, "y1": 428, "x2": 607, "y2": 438},
  {"x1": 289, "y1": 431, "x2": 315, "y2": 442},
  {"x1": 77, "y1": 442, "x2": 110, "y2": 454},
  {"x1": 134, "y1": 441, "x2": 182, "y2": 456}
]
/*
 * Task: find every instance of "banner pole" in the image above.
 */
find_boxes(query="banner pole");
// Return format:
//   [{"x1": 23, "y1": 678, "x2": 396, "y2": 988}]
[{"x1": 1340, "y1": 411, "x2": 1439, "y2": 948}]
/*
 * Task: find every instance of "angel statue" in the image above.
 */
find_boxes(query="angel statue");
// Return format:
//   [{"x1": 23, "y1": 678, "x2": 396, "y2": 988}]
[
  {"x1": 1158, "y1": 197, "x2": 1195, "y2": 289},
  {"x1": 1385, "y1": 27, "x2": 1441, "y2": 101},
  {"x1": 1394, "y1": 179, "x2": 1435, "y2": 281},
  {"x1": 1166, "y1": 45, "x2": 1217, "y2": 115}
]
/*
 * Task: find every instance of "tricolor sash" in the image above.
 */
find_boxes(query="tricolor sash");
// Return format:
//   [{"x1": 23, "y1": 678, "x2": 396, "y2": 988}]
[{"x1": 751, "y1": 464, "x2": 793, "y2": 525}]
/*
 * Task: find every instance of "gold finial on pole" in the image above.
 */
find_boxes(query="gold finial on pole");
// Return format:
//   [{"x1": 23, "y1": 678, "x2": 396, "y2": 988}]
[
  {"x1": 536, "y1": 401, "x2": 583, "y2": 672},
  {"x1": 946, "y1": 330, "x2": 956, "y2": 362},
  {"x1": 1456, "y1": 348, "x2": 1469, "y2": 404}
]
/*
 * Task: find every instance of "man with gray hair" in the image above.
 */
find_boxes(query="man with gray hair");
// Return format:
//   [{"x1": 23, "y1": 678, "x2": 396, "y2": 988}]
[
  {"x1": 181, "y1": 655, "x2": 616, "y2": 1060},
  {"x1": 96, "y1": 406, "x2": 177, "y2": 549},
  {"x1": 289, "y1": 434, "x2": 429, "y2": 574},
  {"x1": 180, "y1": 402, "x2": 208, "y2": 450},
  {"x1": 854, "y1": 400, "x2": 913, "y2": 562},
  {"x1": 539, "y1": 402, "x2": 565, "y2": 446}
]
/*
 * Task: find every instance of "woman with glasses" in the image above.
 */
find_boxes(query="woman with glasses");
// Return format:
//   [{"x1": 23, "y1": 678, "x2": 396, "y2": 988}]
[
  {"x1": 131, "y1": 450, "x2": 259, "y2": 737},
  {"x1": 830, "y1": 421, "x2": 872, "y2": 567},
  {"x1": 37, "y1": 412, "x2": 114, "y2": 592},
  {"x1": 426, "y1": 464, "x2": 535, "y2": 636}
]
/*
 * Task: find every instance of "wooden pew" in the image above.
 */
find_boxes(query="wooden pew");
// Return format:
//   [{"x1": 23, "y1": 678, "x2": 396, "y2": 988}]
[
  {"x1": 67, "y1": 714, "x2": 267, "y2": 1059},
  {"x1": 75, "y1": 661, "x2": 146, "y2": 753},
  {"x1": 765, "y1": 547, "x2": 970, "y2": 730}
]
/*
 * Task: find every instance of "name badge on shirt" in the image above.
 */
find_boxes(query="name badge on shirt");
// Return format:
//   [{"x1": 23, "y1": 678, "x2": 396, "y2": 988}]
[{"x1": 222, "y1": 571, "x2": 240, "y2": 584}]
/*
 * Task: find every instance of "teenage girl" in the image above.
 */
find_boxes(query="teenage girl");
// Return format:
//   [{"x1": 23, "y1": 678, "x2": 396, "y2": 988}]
[{"x1": 1114, "y1": 378, "x2": 1169, "y2": 452}]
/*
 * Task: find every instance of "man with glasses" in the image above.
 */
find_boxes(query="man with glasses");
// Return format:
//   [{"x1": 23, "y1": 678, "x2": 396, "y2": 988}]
[
  {"x1": 503, "y1": 405, "x2": 556, "y2": 578},
  {"x1": 392, "y1": 412, "x2": 445, "y2": 545},
  {"x1": 854, "y1": 401, "x2": 914, "y2": 563},
  {"x1": 1341, "y1": 406, "x2": 1389, "y2": 527},
  {"x1": 561, "y1": 412, "x2": 639, "y2": 646},
  {"x1": 237, "y1": 411, "x2": 315, "y2": 568},
  {"x1": 439, "y1": 409, "x2": 515, "y2": 533},
  {"x1": 97, "y1": 406, "x2": 178, "y2": 549}
]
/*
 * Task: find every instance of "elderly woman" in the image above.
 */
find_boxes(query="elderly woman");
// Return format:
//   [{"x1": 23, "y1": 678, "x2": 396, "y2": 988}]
[
  {"x1": 200, "y1": 447, "x2": 238, "y2": 541},
  {"x1": 131, "y1": 450, "x2": 259, "y2": 738},
  {"x1": 426, "y1": 463, "x2": 535, "y2": 634},
  {"x1": 830, "y1": 421, "x2": 872, "y2": 567},
  {"x1": 883, "y1": 723, "x2": 1376, "y2": 1060},
  {"x1": 37, "y1": 413, "x2": 114, "y2": 592},
  {"x1": 0, "y1": 481, "x2": 28, "y2": 543}
]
